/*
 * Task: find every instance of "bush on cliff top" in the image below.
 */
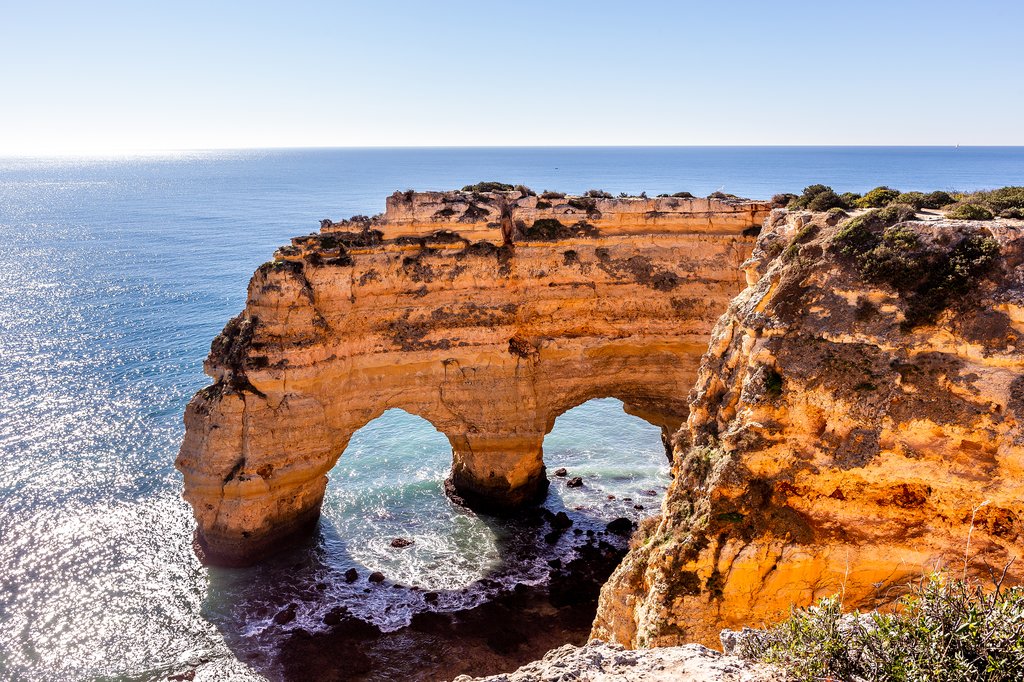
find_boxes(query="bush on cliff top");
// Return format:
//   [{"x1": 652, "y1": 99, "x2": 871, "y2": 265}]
[
  {"x1": 960, "y1": 186, "x2": 1024, "y2": 214},
  {"x1": 832, "y1": 210, "x2": 1000, "y2": 327},
  {"x1": 788, "y1": 185, "x2": 853, "y2": 212},
  {"x1": 739, "y1": 573, "x2": 1024, "y2": 682},
  {"x1": 461, "y1": 181, "x2": 515, "y2": 193},
  {"x1": 947, "y1": 203, "x2": 995, "y2": 221},
  {"x1": 856, "y1": 186, "x2": 902, "y2": 208}
]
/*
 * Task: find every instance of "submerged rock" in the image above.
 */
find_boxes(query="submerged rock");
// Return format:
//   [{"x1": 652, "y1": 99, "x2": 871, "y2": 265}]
[{"x1": 605, "y1": 517, "x2": 634, "y2": 535}]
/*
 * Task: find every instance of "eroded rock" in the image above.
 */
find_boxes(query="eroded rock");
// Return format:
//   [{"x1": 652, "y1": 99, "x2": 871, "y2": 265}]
[
  {"x1": 176, "y1": 189, "x2": 769, "y2": 564},
  {"x1": 593, "y1": 210, "x2": 1024, "y2": 648}
]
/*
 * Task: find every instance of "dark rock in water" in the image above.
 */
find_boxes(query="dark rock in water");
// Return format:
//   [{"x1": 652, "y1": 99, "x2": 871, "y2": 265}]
[
  {"x1": 167, "y1": 671, "x2": 195, "y2": 681},
  {"x1": 606, "y1": 517, "x2": 635, "y2": 535},
  {"x1": 553, "y1": 467, "x2": 568, "y2": 477},
  {"x1": 550, "y1": 511, "x2": 573, "y2": 530},
  {"x1": 273, "y1": 603, "x2": 298, "y2": 625},
  {"x1": 641, "y1": 489, "x2": 658, "y2": 497},
  {"x1": 623, "y1": 497, "x2": 632, "y2": 502},
  {"x1": 323, "y1": 606, "x2": 347, "y2": 626},
  {"x1": 544, "y1": 530, "x2": 564, "y2": 544},
  {"x1": 585, "y1": 529, "x2": 595, "y2": 537},
  {"x1": 566, "y1": 477, "x2": 583, "y2": 488},
  {"x1": 424, "y1": 591, "x2": 439, "y2": 603},
  {"x1": 607, "y1": 494, "x2": 616, "y2": 500},
  {"x1": 390, "y1": 537, "x2": 414, "y2": 548},
  {"x1": 315, "y1": 582, "x2": 327, "y2": 591},
  {"x1": 548, "y1": 541, "x2": 628, "y2": 608},
  {"x1": 573, "y1": 528, "x2": 583, "y2": 535},
  {"x1": 368, "y1": 571, "x2": 386, "y2": 583},
  {"x1": 548, "y1": 558, "x2": 562, "y2": 569},
  {"x1": 344, "y1": 567, "x2": 359, "y2": 583},
  {"x1": 634, "y1": 504, "x2": 645, "y2": 510}
]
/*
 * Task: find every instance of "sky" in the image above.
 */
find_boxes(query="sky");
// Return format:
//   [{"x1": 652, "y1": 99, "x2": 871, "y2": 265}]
[{"x1": 1, "y1": 0, "x2": 1022, "y2": 154}]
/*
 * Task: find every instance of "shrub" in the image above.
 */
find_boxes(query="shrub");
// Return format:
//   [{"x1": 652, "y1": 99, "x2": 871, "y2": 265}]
[
  {"x1": 584, "y1": 189, "x2": 613, "y2": 199},
  {"x1": 671, "y1": 191, "x2": 695, "y2": 198},
  {"x1": 961, "y1": 186, "x2": 1024, "y2": 213},
  {"x1": 738, "y1": 573, "x2": 1024, "y2": 682},
  {"x1": 895, "y1": 191, "x2": 927, "y2": 209},
  {"x1": 567, "y1": 197, "x2": 600, "y2": 214},
  {"x1": 923, "y1": 190, "x2": 956, "y2": 208},
  {"x1": 856, "y1": 186, "x2": 902, "y2": 208},
  {"x1": 461, "y1": 181, "x2": 514, "y2": 193},
  {"x1": 708, "y1": 191, "x2": 741, "y2": 200},
  {"x1": 840, "y1": 191, "x2": 863, "y2": 206},
  {"x1": 825, "y1": 207, "x2": 849, "y2": 223},
  {"x1": 999, "y1": 207, "x2": 1024, "y2": 219},
  {"x1": 946, "y1": 203, "x2": 994, "y2": 221},
  {"x1": 832, "y1": 206, "x2": 917, "y2": 257},
  {"x1": 771, "y1": 193, "x2": 798, "y2": 208},
  {"x1": 513, "y1": 184, "x2": 536, "y2": 196},
  {"x1": 535, "y1": 201, "x2": 552, "y2": 210},
  {"x1": 789, "y1": 185, "x2": 850, "y2": 211},
  {"x1": 540, "y1": 190, "x2": 566, "y2": 200},
  {"x1": 807, "y1": 189, "x2": 848, "y2": 211}
]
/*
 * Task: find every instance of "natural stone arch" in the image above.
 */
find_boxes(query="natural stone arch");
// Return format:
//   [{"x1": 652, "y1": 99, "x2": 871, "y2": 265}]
[{"x1": 176, "y1": 190, "x2": 771, "y2": 565}]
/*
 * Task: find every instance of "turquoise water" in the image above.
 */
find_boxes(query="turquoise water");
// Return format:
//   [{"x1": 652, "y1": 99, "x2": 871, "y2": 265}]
[{"x1": 2, "y1": 147, "x2": 1023, "y2": 680}]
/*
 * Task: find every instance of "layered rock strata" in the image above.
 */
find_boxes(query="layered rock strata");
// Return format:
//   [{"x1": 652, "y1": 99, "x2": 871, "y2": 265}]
[
  {"x1": 593, "y1": 208, "x2": 1024, "y2": 647},
  {"x1": 176, "y1": 189, "x2": 770, "y2": 564}
]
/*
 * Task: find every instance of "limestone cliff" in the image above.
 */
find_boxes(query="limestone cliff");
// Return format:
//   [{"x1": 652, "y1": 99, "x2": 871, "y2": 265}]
[
  {"x1": 175, "y1": 189, "x2": 770, "y2": 564},
  {"x1": 592, "y1": 208, "x2": 1024, "y2": 647}
]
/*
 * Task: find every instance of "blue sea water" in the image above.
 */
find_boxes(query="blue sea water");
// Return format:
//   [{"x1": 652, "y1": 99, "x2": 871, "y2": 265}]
[{"x1": 1, "y1": 147, "x2": 1022, "y2": 681}]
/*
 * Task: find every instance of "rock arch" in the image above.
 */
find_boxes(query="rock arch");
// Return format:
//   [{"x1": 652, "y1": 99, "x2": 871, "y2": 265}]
[{"x1": 176, "y1": 190, "x2": 771, "y2": 565}]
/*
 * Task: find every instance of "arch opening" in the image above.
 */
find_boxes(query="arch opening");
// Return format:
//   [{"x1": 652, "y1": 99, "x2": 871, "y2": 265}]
[
  {"x1": 320, "y1": 408, "x2": 503, "y2": 598},
  {"x1": 542, "y1": 398, "x2": 671, "y2": 521}
]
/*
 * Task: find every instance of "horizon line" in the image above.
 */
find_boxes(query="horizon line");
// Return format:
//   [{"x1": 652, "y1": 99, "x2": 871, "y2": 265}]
[{"x1": 3, "y1": 143, "x2": 1024, "y2": 159}]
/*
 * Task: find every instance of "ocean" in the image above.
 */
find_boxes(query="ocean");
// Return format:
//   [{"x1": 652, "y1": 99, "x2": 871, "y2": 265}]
[{"x1": 2, "y1": 147, "x2": 1022, "y2": 681}]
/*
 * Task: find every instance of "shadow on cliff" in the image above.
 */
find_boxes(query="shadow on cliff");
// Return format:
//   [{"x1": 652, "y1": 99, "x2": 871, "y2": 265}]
[{"x1": 199, "y1": 498, "x2": 642, "y2": 682}]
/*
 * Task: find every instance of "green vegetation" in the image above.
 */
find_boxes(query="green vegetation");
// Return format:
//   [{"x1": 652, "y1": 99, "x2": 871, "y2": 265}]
[
  {"x1": 657, "y1": 191, "x2": 696, "y2": 198},
  {"x1": 789, "y1": 185, "x2": 848, "y2": 211},
  {"x1": 739, "y1": 573, "x2": 1024, "y2": 682},
  {"x1": 567, "y1": 196, "x2": 599, "y2": 214},
  {"x1": 959, "y1": 186, "x2": 1024, "y2": 214},
  {"x1": 460, "y1": 181, "x2": 515, "y2": 192},
  {"x1": 540, "y1": 190, "x2": 566, "y2": 199},
  {"x1": 947, "y1": 203, "x2": 995, "y2": 221},
  {"x1": 584, "y1": 189, "x2": 613, "y2": 198},
  {"x1": 832, "y1": 209, "x2": 1000, "y2": 327},
  {"x1": 856, "y1": 186, "x2": 902, "y2": 208}
]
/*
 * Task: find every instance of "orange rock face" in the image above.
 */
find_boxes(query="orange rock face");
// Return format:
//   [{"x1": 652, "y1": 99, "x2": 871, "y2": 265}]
[
  {"x1": 175, "y1": 190, "x2": 770, "y2": 564},
  {"x1": 592, "y1": 209, "x2": 1024, "y2": 648}
]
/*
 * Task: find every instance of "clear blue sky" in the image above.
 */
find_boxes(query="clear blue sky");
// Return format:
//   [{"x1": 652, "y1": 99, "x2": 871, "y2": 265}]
[{"x1": 2, "y1": 0, "x2": 1022, "y2": 153}]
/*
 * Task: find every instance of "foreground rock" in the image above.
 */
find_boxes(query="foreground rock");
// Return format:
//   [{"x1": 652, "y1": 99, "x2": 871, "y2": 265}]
[
  {"x1": 594, "y1": 208, "x2": 1024, "y2": 647},
  {"x1": 175, "y1": 188, "x2": 769, "y2": 564},
  {"x1": 451, "y1": 640, "x2": 778, "y2": 681}
]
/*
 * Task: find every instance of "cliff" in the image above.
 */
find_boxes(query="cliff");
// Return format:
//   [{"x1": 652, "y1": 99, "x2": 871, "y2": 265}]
[
  {"x1": 592, "y1": 207, "x2": 1024, "y2": 647},
  {"x1": 175, "y1": 188, "x2": 770, "y2": 564}
]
